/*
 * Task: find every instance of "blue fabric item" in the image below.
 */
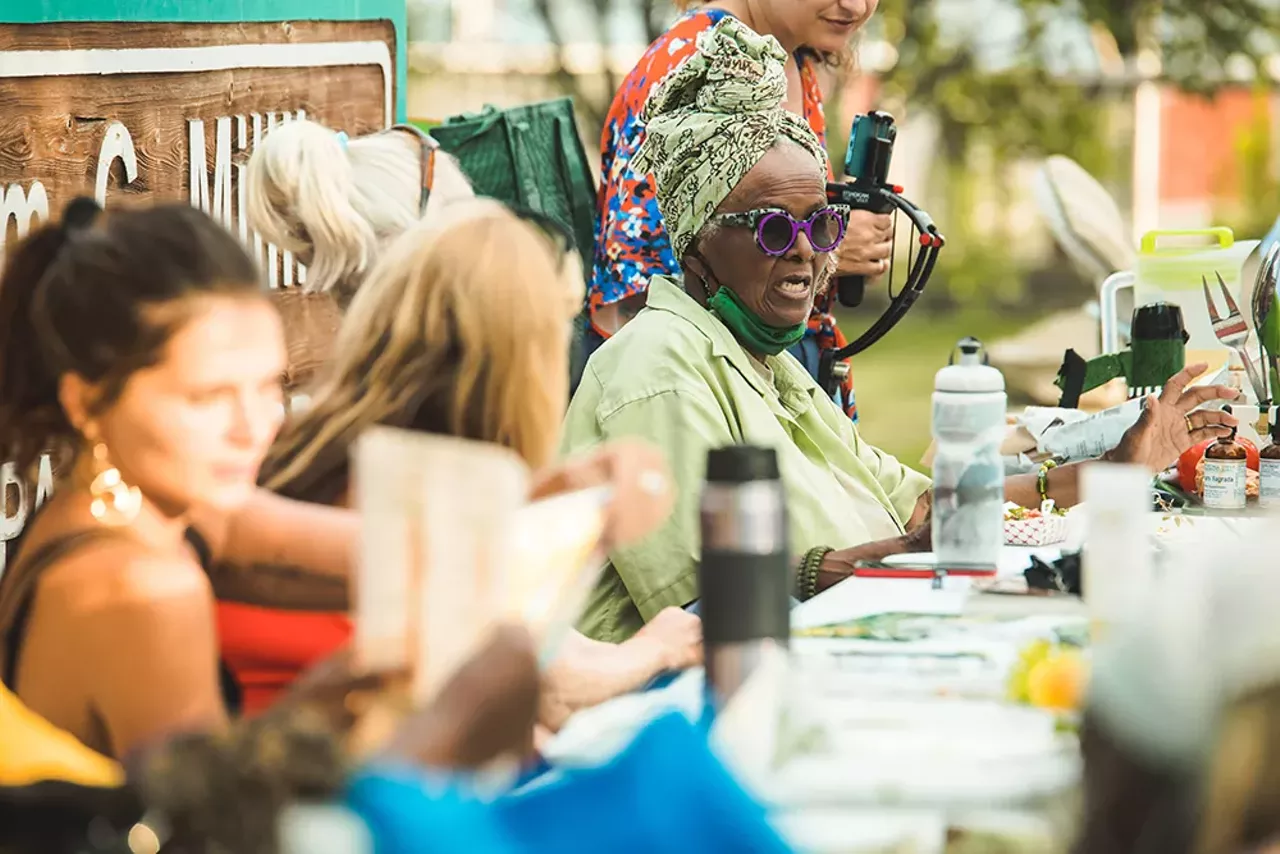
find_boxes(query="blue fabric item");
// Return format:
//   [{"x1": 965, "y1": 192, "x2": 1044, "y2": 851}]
[
  {"x1": 642, "y1": 670, "x2": 683, "y2": 692},
  {"x1": 495, "y1": 713, "x2": 793, "y2": 854},
  {"x1": 786, "y1": 333, "x2": 822, "y2": 379},
  {"x1": 346, "y1": 766, "x2": 519, "y2": 854},
  {"x1": 516, "y1": 756, "x2": 554, "y2": 788},
  {"x1": 345, "y1": 714, "x2": 793, "y2": 854}
]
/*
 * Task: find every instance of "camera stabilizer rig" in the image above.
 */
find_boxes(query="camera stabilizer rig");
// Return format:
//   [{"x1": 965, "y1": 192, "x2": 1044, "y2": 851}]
[{"x1": 821, "y1": 111, "x2": 946, "y2": 397}]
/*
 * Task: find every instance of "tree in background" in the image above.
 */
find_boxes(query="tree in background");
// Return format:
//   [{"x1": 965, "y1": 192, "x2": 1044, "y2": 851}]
[
  {"x1": 864, "y1": 0, "x2": 1279, "y2": 306},
  {"x1": 524, "y1": 0, "x2": 1277, "y2": 150},
  {"x1": 1215, "y1": 87, "x2": 1280, "y2": 241},
  {"x1": 528, "y1": 0, "x2": 673, "y2": 132},
  {"x1": 524, "y1": 0, "x2": 1278, "y2": 306}
]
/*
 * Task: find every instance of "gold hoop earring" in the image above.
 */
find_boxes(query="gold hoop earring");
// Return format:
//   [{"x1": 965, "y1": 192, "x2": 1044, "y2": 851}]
[{"x1": 88, "y1": 442, "x2": 141, "y2": 526}]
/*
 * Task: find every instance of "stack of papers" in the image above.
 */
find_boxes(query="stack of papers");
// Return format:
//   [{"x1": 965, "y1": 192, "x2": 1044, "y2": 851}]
[{"x1": 352, "y1": 427, "x2": 611, "y2": 703}]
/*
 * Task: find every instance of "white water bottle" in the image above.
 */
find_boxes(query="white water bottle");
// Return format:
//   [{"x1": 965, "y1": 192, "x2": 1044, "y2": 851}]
[
  {"x1": 931, "y1": 338, "x2": 1007, "y2": 567},
  {"x1": 1081, "y1": 463, "x2": 1151, "y2": 634}
]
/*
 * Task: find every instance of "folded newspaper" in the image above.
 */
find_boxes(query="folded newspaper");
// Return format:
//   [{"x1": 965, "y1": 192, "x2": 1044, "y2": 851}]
[
  {"x1": 1019, "y1": 398, "x2": 1147, "y2": 461},
  {"x1": 1019, "y1": 363, "x2": 1231, "y2": 463},
  {"x1": 352, "y1": 426, "x2": 611, "y2": 704}
]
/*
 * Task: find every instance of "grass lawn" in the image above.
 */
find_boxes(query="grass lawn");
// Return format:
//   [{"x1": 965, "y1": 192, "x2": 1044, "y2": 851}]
[{"x1": 840, "y1": 307, "x2": 1036, "y2": 473}]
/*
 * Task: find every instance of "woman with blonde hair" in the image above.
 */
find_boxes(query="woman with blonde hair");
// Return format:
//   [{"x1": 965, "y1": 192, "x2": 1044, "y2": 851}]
[
  {"x1": 222, "y1": 199, "x2": 700, "y2": 726},
  {"x1": 266, "y1": 198, "x2": 581, "y2": 497},
  {"x1": 246, "y1": 118, "x2": 475, "y2": 308}
]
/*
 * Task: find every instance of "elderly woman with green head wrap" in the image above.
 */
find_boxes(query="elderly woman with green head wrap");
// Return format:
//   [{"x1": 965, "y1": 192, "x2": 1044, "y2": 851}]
[{"x1": 561, "y1": 16, "x2": 1239, "y2": 644}]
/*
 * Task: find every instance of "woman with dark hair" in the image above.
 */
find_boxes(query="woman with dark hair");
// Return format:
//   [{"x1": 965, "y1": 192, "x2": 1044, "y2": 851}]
[
  {"x1": 0, "y1": 199, "x2": 562, "y2": 845},
  {"x1": 0, "y1": 198, "x2": 288, "y2": 759},
  {"x1": 589, "y1": 0, "x2": 887, "y2": 423}
]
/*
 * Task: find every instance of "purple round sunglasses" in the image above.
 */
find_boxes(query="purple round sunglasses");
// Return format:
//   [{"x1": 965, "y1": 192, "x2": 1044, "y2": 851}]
[{"x1": 709, "y1": 205, "x2": 851, "y2": 258}]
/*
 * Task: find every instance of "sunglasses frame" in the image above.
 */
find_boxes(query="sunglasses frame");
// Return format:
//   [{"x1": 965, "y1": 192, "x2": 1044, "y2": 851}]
[{"x1": 710, "y1": 204, "x2": 851, "y2": 258}]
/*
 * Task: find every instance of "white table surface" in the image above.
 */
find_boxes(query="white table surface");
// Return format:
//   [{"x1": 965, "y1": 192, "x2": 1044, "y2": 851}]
[{"x1": 790, "y1": 545, "x2": 1081, "y2": 632}]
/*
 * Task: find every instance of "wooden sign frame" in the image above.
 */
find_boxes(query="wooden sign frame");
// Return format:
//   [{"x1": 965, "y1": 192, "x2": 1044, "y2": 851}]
[{"x1": 0, "y1": 0, "x2": 407, "y2": 575}]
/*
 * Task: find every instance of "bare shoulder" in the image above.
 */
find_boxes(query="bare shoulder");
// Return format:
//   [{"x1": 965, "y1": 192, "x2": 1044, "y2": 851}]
[{"x1": 37, "y1": 535, "x2": 213, "y2": 626}]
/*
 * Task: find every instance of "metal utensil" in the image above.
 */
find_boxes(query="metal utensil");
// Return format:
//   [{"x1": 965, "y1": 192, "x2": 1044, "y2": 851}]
[
  {"x1": 1251, "y1": 242, "x2": 1279, "y2": 404},
  {"x1": 1269, "y1": 291, "x2": 1280, "y2": 402},
  {"x1": 1256, "y1": 243, "x2": 1280, "y2": 405},
  {"x1": 1204, "y1": 272, "x2": 1267, "y2": 401}
]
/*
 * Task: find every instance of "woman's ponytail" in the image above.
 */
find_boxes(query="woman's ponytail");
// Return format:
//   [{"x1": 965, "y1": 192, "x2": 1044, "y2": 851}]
[
  {"x1": 245, "y1": 119, "x2": 380, "y2": 302},
  {"x1": 0, "y1": 201, "x2": 99, "y2": 476}
]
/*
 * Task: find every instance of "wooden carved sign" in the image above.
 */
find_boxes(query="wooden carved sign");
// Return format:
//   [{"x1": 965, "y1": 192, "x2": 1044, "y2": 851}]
[{"x1": 0, "y1": 19, "x2": 396, "y2": 574}]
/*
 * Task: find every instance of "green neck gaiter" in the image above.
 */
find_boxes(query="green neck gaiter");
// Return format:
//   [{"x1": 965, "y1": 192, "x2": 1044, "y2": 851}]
[{"x1": 707, "y1": 285, "x2": 807, "y2": 357}]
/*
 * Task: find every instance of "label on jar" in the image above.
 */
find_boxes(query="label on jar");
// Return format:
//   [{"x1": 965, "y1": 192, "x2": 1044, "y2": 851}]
[
  {"x1": 1261, "y1": 459, "x2": 1280, "y2": 507},
  {"x1": 1202, "y1": 459, "x2": 1247, "y2": 510}
]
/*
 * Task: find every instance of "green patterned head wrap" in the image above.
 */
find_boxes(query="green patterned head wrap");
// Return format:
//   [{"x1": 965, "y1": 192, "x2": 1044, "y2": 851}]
[{"x1": 632, "y1": 17, "x2": 829, "y2": 262}]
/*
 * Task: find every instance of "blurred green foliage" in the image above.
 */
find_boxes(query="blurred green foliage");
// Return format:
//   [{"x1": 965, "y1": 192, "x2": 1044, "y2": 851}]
[
  {"x1": 1213, "y1": 88, "x2": 1280, "y2": 241},
  {"x1": 862, "y1": 0, "x2": 1278, "y2": 308},
  {"x1": 523, "y1": 0, "x2": 1278, "y2": 308}
]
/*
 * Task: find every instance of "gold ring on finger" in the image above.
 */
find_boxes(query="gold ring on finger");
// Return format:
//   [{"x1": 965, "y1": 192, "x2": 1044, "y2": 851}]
[{"x1": 1185, "y1": 414, "x2": 1195, "y2": 434}]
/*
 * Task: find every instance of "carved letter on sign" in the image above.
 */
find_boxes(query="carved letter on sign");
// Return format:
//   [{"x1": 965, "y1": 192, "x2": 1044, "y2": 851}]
[
  {"x1": 0, "y1": 462, "x2": 29, "y2": 579},
  {"x1": 1, "y1": 182, "x2": 50, "y2": 244},
  {"x1": 0, "y1": 19, "x2": 395, "y2": 554},
  {"x1": 95, "y1": 122, "x2": 139, "y2": 206}
]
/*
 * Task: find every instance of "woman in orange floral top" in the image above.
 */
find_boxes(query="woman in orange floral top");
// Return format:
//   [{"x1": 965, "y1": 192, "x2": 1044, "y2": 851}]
[{"x1": 587, "y1": 0, "x2": 885, "y2": 422}]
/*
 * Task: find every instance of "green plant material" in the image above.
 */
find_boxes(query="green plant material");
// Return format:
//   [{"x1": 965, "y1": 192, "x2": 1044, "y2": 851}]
[
  {"x1": 1005, "y1": 504, "x2": 1068, "y2": 520},
  {"x1": 1212, "y1": 87, "x2": 1280, "y2": 240},
  {"x1": 946, "y1": 828, "x2": 1056, "y2": 854},
  {"x1": 517, "y1": 0, "x2": 1279, "y2": 154},
  {"x1": 1008, "y1": 638, "x2": 1054, "y2": 703},
  {"x1": 867, "y1": 0, "x2": 1277, "y2": 309}
]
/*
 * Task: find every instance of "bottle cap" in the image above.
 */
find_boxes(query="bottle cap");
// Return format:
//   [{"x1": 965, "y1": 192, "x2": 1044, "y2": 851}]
[
  {"x1": 705, "y1": 446, "x2": 780, "y2": 484},
  {"x1": 1224, "y1": 404, "x2": 1238, "y2": 441},
  {"x1": 934, "y1": 337, "x2": 1005, "y2": 393},
  {"x1": 1131, "y1": 302, "x2": 1189, "y2": 343}
]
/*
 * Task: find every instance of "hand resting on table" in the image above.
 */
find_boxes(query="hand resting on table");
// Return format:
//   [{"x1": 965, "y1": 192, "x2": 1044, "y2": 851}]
[{"x1": 809, "y1": 364, "x2": 1238, "y2": 596}]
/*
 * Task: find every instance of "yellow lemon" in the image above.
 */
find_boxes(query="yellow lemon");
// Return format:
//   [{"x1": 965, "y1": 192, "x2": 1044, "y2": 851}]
[
  {"x1": 1007, "y1": 639, "x2": 1054, "y2": 703},
  {"x1": 1027, "y1": 651, "x2": 1088, "y2": 712}
]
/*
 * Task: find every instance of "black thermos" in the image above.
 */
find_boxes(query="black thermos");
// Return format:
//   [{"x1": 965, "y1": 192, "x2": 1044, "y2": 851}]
[{"x1": 699, "y1": 446, "x2": 791, "y2": 708}]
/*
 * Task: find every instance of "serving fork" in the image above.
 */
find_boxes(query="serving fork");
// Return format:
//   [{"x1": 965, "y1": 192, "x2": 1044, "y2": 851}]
[{"x1": 1204, "y1": 271, "x2": 1268, "y2": 402}]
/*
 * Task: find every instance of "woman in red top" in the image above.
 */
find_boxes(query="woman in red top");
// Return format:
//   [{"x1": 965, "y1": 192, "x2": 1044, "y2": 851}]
[
  {"x1": 224, "y1": 120, "x2": 700, "y2": 718},
  {"x1": 221, "y1": 199, "x2": 702, "y2": 725},
  {"x1": 587, "y1": 0, "x2": 887, "y2": 423}
]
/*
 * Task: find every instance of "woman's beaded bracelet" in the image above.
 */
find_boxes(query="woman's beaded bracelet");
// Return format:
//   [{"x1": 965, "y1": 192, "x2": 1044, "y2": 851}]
[
  {"x1": 796, "y1": 546, "x2": 834, "y2": 602},
  {"x1": 1037, "y1": 460, "x2": 1059, "y2": 504}
]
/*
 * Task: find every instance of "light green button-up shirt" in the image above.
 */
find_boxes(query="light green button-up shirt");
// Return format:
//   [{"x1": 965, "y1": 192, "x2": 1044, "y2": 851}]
[{"x1": 562, "y1": 276, "x2": 931, "y2": 642}]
